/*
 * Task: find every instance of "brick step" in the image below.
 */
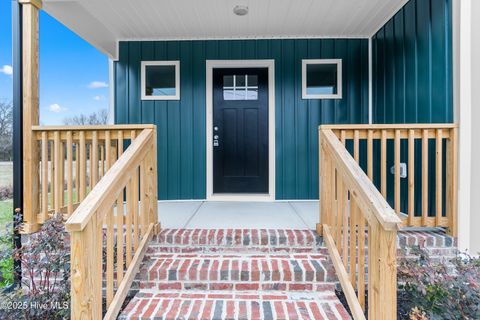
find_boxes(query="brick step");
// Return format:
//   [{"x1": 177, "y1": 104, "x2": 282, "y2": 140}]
[
  {"x1": 119, "y1": 290, "x2": 351, "y2": 320},
  {"x1": 149, "y1": 229, "x2": 324, "y2": 254},
  {"x1": 137, "y1": 253, "x2": 336, "y2": 292}
]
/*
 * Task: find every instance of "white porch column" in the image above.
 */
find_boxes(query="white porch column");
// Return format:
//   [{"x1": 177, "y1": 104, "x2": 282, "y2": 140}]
[
  {"x1": 469, "y1": 1, "x2": 480, "y2": 255},
  {"x1": 454, "y1": 0, "x2": 480, "y2": 254}
]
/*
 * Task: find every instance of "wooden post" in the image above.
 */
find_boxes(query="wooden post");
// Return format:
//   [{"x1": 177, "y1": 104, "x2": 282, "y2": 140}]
[
  {"x1": 368, "y1": 221, "x2": 397, "y2": 319},
  {"x1": 20, "y1": 0, "x2": 42, "y2": 233},
  {"x1": 150, "y1": 128, "x2": 159, "y2": 233},
  {"x1": 70, "y1": 214, "x2": 103, "y2": 319},
  {"x1": 318, "y1": 130, "x2": 328, "y2": 235},
  {"x1": 446, "y1": 128, "x2": 458, "y2": 236}
]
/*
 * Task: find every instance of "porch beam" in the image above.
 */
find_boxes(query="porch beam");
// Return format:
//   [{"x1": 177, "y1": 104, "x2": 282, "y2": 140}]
[{"x1": 20, "y1": 0, "x2": 42, "y2": 233}]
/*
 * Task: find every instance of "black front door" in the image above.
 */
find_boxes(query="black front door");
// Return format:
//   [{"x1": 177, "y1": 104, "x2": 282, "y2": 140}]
[{"x1": 213, "y1": 68, "x2": 269, "y2": 194}]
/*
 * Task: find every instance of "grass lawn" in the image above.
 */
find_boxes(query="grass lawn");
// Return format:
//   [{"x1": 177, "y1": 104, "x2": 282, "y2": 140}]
[
  {"x1": 0, "y1": 162, "x2": 13, "y2": 187},
  {"x1": 0, "y1": 200, "x2": 12, "y2": 227}
]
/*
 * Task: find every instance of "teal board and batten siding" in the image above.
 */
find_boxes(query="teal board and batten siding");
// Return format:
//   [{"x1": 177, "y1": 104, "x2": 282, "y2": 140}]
[
  {"x1": 115, "y1": 39, "x2": 369, "y2": 200},
  {"x1": 372, "y1": 0, "x2": 453, "y2": 123},
  {"x1": 371, "y1": 0, "x2": 453, "y2": 216}
]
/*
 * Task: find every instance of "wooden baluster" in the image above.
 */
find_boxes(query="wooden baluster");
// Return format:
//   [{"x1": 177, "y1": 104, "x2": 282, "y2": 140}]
[
  {"x1": 342, "y1": 187, "x2": 348, "y2": 267},
  {"x1": 79, "y1": 131, "x2": 86, "y2": 201},
  {"x1": 353, "y1": 130, "x2": 359, "y2": 162},
  {"x1": 87, "y1": 143, "x2": 91, "y2": 191},
  {"x1": 50, "y1": 139, "x2": 55, "y2": 213},
  {"x1": 100, "y1": 144, "x2": 105, "y2": 179},
  {"x1": 446, "y1": 128, "x2": 458, "y2": 236},
  {"x1": 67, "y1": 131, "x2": 73, "y2": 216},
  {"x1": 59, "y1": 137, "x2": 65, "y2": 208},
  {"x1": 422, "y1": 129, "x2": 429, "y2": 225},
  {"x1": 394, "y1": 130, "x2": 401, "y2": 215},
  {"x1": 349, "y1": 195, "x2": 357, "y2": 289},
  {"x1": 381, "y1": 130, "x2": 387, "y2": 197},
  {"x1": 332, "y1": 163, "x2": 338, "y2": 242},
  {"x1": 91, "y1": 131, "x2": 98, "y2": 188},
  {"x1": 104, "y1": 131, "x2": 114, "y2": 306},
  {"x1": 350, "y1": 130, "x2": 360, "y2": 287},
  {"x1": 130, "y1": 130, "x2": 139, "y2": 251},
  {"x1": 336, "y1": 176, "x2": 344, "y2": 252},
  {"x1": 367, "y1": 130, "x2": 373, "y2": 180},
  {"x1": 41, "y1": 132, "x2": 48, "y2": 222},
  {"x1": 115, "y1": 179, "x2": 124, "y2": 284},
  {"x1": 75, "y1": 141, "x2": 79, "y2": 202},
  {"x1": 337, "y1": 131, "x2": 347, "y2": 261},
  {"x1": 140, "y1": 158, "x2": 147, "y2": 238},
  {"x1": 407, "y1": 130, "x2": 415, "y2": 226},
  {"x1": 54, "y1": 131, "x2": 61, "y2": 213},
  {"x1": 125, "y1": 177, "x2": 133, "y2": 267},
  {"x1": 116, "y1": 134, "x2": 124, "y2": 283},
  {"x1": 358, "y1": 210, "x2": 366, "y2": 310},
  {"x1": 436, "y1": 129, "x2": 443, "y2": 225}
]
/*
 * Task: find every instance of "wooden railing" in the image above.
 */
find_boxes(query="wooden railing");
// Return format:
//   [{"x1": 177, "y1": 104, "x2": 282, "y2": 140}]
[
  {"x1": 322, "y1": 124, "x2": 458, "y2": 235},
  {"x1": 65, "y1": 127, "x2": 158, "y2": 319},
  {"x1": 318, "y1": 126, "x2": 402, "y2": 319},
  {"x1": 22, "y1": 125, "x2": 155, "y2": 232}
]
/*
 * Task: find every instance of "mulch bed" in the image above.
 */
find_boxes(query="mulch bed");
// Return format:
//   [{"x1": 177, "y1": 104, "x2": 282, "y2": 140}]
[{"x1": 335, "y1": 288, "x2": 413, "y2": 319}]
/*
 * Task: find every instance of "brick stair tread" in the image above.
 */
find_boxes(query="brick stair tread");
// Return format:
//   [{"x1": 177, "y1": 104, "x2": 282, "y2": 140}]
[
  {"x1": 138, "y1": 254, "x2": 336, "y2": 290},
  {"x1": 119, "y1": 290, "x2": 351, "y2": 320},
  {"x1": 150, "y1": 229, "x2": 324, "y2": 253}
]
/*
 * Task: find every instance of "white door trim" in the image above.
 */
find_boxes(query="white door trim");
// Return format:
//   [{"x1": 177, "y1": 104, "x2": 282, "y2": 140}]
[{"x1": 206, "y1": 60, "x2": 275, "y2": 201}]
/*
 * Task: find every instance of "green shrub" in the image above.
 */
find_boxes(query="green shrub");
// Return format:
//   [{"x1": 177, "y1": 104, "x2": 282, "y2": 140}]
[
  {"x1": 0, "y1": 214, "x2": 70, "y2": 319},
  {"x1": 398, "y1": 247, "x2": 480, "y2": 319}
]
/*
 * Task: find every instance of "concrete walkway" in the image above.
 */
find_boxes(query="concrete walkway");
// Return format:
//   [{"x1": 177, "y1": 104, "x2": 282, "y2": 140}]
[{"x1": 158, "y1": 201, "x2": 319, "y2": 230}]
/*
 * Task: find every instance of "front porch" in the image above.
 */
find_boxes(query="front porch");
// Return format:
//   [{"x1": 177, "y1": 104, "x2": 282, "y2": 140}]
[
  {"x1": 158, "y1": 201, "x2": 318, "y2": 230},
  {"x1": 10, "y1": 0, "x2": 468, "y2": 319}
]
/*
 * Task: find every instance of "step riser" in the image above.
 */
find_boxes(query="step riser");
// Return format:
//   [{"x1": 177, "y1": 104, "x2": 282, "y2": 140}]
[
  {"x1": 147, "y1": 247, "x2": 327, "y2": 254},
  {"x1": 137, "y1": 255, "x2": 336, "y2": 292},
  {"x1": 154, "y1": 229, "x2": 322, "y2": 248},
  {"x1": 139, "y1": 282, "x2": 336, "y2": 292},
  {"x1": 120, "y1": 292, "x2": 349, "y2": 320}
]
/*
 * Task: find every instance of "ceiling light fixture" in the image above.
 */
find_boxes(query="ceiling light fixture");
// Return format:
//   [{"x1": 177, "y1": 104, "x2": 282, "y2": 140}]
[{"x1": 233, "y1": 5, "x2": 248, "y2": 16}]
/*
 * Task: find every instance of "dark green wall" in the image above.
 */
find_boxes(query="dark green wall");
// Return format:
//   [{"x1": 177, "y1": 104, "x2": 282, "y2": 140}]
[
  {"x1": 372, "y1": 0, "x2": 453, "y2": 123},
  {"x1": 115, "y1": 39, "x2": 369, "y2": 200},
  {"x1": 372, "y1": 0, "x2": 452, "y2": 215}
]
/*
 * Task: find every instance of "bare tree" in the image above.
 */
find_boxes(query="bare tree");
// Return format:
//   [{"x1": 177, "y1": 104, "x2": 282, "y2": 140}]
[
  {"x1": 63, "y1": 109, "x2": 109, "y2": 126},
  {"x1": 0, "y1": 101, "x2": 13, "y2": 161}
]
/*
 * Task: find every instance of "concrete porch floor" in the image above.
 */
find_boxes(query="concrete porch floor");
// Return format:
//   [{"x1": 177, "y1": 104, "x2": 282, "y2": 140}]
[{"x1": 158, "y1": 201, "x2": 319, "y2": 230}]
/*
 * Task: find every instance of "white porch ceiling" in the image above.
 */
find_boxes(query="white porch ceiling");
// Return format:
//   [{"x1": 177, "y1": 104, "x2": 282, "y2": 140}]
[{"x1": 42, "y1": 0, "x2": 408, "y2": 60}]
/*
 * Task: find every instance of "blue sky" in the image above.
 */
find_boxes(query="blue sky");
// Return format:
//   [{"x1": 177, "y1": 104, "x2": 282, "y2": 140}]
[{"x1": 0, "y1": 0, "x2": 109, "y2": 125}]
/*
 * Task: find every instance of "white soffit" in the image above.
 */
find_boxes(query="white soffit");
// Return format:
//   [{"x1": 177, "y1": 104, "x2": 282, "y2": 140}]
[{"x1": 42, "y1": 0, "x2": 408, "y2": 60}]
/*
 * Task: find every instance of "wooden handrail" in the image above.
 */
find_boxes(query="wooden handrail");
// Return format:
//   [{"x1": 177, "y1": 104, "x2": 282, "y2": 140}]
[
  {"x1": 320, "y1": 123, "x2": 458, "y2": 130},
  {"x1": 319, "y1": 126, "x2": 401, "y2": 320},
  {"x1": 32, "y1": 124, "x2": 156, "y2": 131},
  {"x1": 66, "y1": 127, "x2": 159, "y2": 319}
]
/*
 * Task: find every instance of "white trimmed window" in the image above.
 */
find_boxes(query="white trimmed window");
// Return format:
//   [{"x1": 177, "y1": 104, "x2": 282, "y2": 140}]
[
  {"x1": 302, "y1": 59, "x2": 342, "y2": 99},
  {"x1": 141, "y1": 61, "x2": 180, "y2": 100}
]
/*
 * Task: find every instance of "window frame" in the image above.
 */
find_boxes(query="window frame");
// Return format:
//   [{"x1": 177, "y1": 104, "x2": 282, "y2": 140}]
[
  {"x1": 141, "y1": 60, "x2": 180, "y2": 101},
  {"x1": 301, "y1": 59, "x2": 342, "y2": 100}
]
